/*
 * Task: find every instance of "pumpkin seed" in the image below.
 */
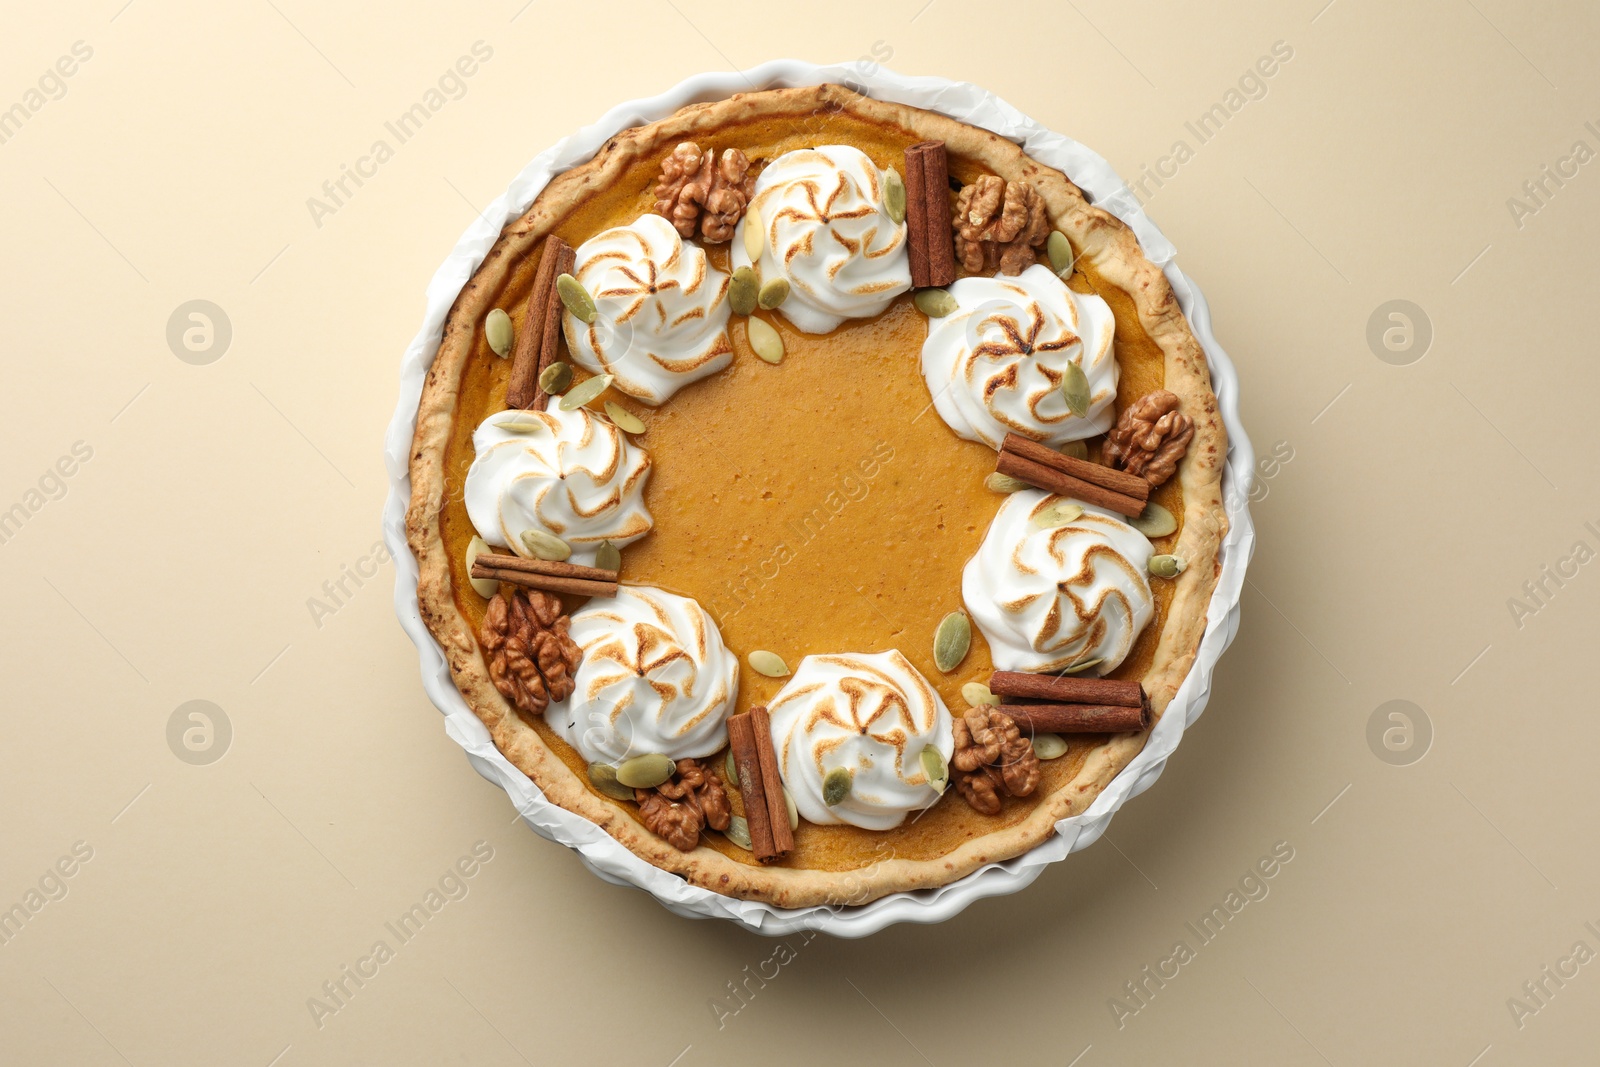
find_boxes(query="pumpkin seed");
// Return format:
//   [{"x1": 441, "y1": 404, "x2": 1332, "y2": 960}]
[
  {"x1": 962, "y1": 681, "x2": 1000, "y2": 707},
  {"x1": 743, "y1": 205, "x2": 764, "y2": 261},
  {"x1": 587, "y1": 762, "x2": 636, "y2": 801},
  {"x1": 559, "y1": 373, "x2": 612, "y2": 411},
  {"x1": 556, "y1": 273, "x2": 597, "y2": 323},
  {"x1": 1064, "y1": 657, "x2": 1103, "y2": 675},
  {"x1": 1130, "y1": 502, "x2": 1177, "y2": 538},
  {"x1": 465, "y1": 535, "x2": 499, "y2": 599},
  {"x1": 724, "y1": 749, "x2": 738, "y2": 788},
  {"x1": 986, "y1": 472, "x2": 1030, "y2": 493},
  {"x1": 747, "y1": 316, "x2": 784, "y2": 364},
  {"x1": 914, "y1": 288, "x2": 958, "y2": 317},
  {"x1": 884, "y1": 168, "x2": 907, "y2": 224},
  {"x1": 933, "y1": 611, "x2": 971, "y2": 673},
  {"x1": 919, "y1": 745, "x2": 949, "y2": 793},
  {"x1": 615, "y1": 752, "x2": 675, "y2": 789},
  {"x1": 1149, "y1": 553, "x2": 1186, "y2": 579},
  {"x1": 822, "y1": 766, "x2": 853, "y2": 806},
  {"x1": 538, "y1": 361, "x2": 573, "y2": 395},
  {"x1": 485, "y1": 308, "x2": 514, "y2": 357},
  {"x1": 1058, "y1": 439, "x2": 1089, "y2": 461},
  {"x1": 748, "y1": 650, "x2": 790, "y2": 678},
  {"x1": 728, "y1": 266, "x2": 759, "y2": 316},
  {"x1": 783, "y1": 785, "x2": 799, "y2": 831},
  {"x1": 1031, "y1": 501, "x2": 1084, "y2": 530},
  {"x1": 604, "y1": 401, "x2": 645, "y2": 434},
  {"x1": 757, "y1": 276, "x2": 790, "y2": 310},
  {"x1": 1061, "y1": 361, "x2": 1091, "y2": 418},
  {"x1": 497, "y1": 411, "x2": 544, "y2": 433},
  {"x1": 1032, "y1": 733, "x2": 1069, "y2": 760},
  {"x1": 1047, "y1": 231, "x2": 1075, "y2": 278},
  {"x1": 519, "y1": 528, "x2": 572, "y2": 562},
  {"x1": 723, "y1": 815, "x2": 753, "y2": 851},
  {"x1": 594, "y1": 540, "x2": 622, "y2": 574}
]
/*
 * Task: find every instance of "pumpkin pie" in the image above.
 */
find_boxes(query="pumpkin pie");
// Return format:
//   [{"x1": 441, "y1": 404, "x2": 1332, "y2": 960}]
[{"x1": 405, "y1": 84, "x2": 1227, "y2": 909}]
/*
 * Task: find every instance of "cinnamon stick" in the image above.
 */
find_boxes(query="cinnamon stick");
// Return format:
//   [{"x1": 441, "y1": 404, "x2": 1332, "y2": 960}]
[
  {"x1": 470, "y1": 564, "x2": 617, "y2": 599},
  {"x1": 917, "y1": 143, "x2": 956, "y2": 286},
  {"x1": 989, "y1": 671, "x2": 1146, "y2": 709},
  {"x1": 726, "y1": 714, "x2": 779, "y2": 862},
  {"x1": 748, "y1": 706, "x2": 793, "y2": 858},
  {"x1": 904, "y1": 140, "x2": 956, "y2": 288},
  {"x1": 995, "y1": 450, "x2": 1147, "y2": 517},
  {"x1": 999, "y1": 703, "x2": 1151, "y2": 734},
  {"x1": 903, "y1": 146, "x2": 931, "y2": 288},
  {"x1": 1001, "y1": 433, "x2": 1149, "y2": 502},
  {"x1": 472, "y1": 553, "x2": 618, "y2": 583},
  {"x1": 506, "y1": 236, "x2": 574, "y2": 411}
]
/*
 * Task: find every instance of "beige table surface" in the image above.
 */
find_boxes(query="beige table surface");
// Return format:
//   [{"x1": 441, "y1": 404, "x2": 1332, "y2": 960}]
[{"x1": 4, "y1": 1, "x2": 1597, "y2": 1063}]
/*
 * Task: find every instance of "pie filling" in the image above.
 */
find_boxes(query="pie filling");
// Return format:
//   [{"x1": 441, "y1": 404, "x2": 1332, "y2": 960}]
[{"x1": 436, "y1": 112, "x2": 1189, "y2": 874}]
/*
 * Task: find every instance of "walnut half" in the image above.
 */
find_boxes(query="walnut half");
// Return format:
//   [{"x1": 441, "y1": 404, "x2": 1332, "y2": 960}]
[
  {"x1": 635, "y1": 757, "x2": 730, "y2": 851},
  {"x1": 950, "y1": 708, "x2": 1040, "y2": 815},
  {"x1": 479, "y1": 588, "x2": 581, "y2": 723},
  {"x1": 658, "y1": 758, "x2": 731, "y2": 833},
  {"x1": 1103, "y1": 390, "x2": 1195, "y2": 488},
  {"x1": 652, "y1": 142, "x2": 756, "y2": 244},
  {"x1": 636, "y1": 789, "x2": 701, "y2": 851},
  {"x1": 954, "y1": 765, "x2": 1005, "y2": 816},
  {"x1": 953, "y1": 175, "x2": 1050, "y2": 276}
]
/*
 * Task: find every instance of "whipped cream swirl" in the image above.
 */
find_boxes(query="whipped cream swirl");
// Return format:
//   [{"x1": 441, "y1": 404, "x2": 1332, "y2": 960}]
[
  {"x1": 963, "y1": 490, "x2": 1154, "y2": 674},
  {"x1": 922, "y1": 264, "x2": 1118, "y2": 449},
  {"x1": 464, "y1": 404, "x2": 652, "y2": 567},
  {"x1": 731, "y1": 145, "x2": 912, "y2": 334},
  {"x1": 767, "y1": 650, "x2": 953, "y2": 831},
  {"x1": 548, "y1": 586, "x2": 739, "y2": 765},
  {"x1": 563, "y1": 212, "x2": 733, "y2": 405}
]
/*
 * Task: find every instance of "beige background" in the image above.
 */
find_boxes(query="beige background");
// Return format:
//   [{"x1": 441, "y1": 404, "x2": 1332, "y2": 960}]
[{"x1": 2, "y1": 0, "x2": 1595, "y2": 1062}]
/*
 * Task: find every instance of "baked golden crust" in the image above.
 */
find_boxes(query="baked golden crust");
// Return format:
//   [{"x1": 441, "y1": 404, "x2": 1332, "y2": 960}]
[{"x1": 406, "y1": 84, "x2": 1227, "y2": 909}]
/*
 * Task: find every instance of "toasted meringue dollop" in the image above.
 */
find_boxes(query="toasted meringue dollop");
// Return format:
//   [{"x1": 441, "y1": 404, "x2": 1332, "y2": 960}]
[
  {"x1": 562, "y1": 212, "x2": 733, "y2": 405},
  {"x1": 921, "y1": 264, "x2": 1118, "y2": 449},
  {"x1": 963, "y1": 490, "x2": 1154, "y2": 674},
  {"x1": 731, "y1": 145, "x2": 912, "y2": 334},
  {"x1": 767, "y1": 650, "x2": 953, "y2": 831},
  {"x1": 463, "y1": 404, "x2": 652, "y2": 568},
  {"x1": 547, "y1": 586, "x2": 739, "y2": 765}
]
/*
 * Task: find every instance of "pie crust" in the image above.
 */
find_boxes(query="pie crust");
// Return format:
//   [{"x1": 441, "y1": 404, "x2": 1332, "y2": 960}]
[{"x1": 405, "y1": 84, "x2": 1227, "y2": 909}]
